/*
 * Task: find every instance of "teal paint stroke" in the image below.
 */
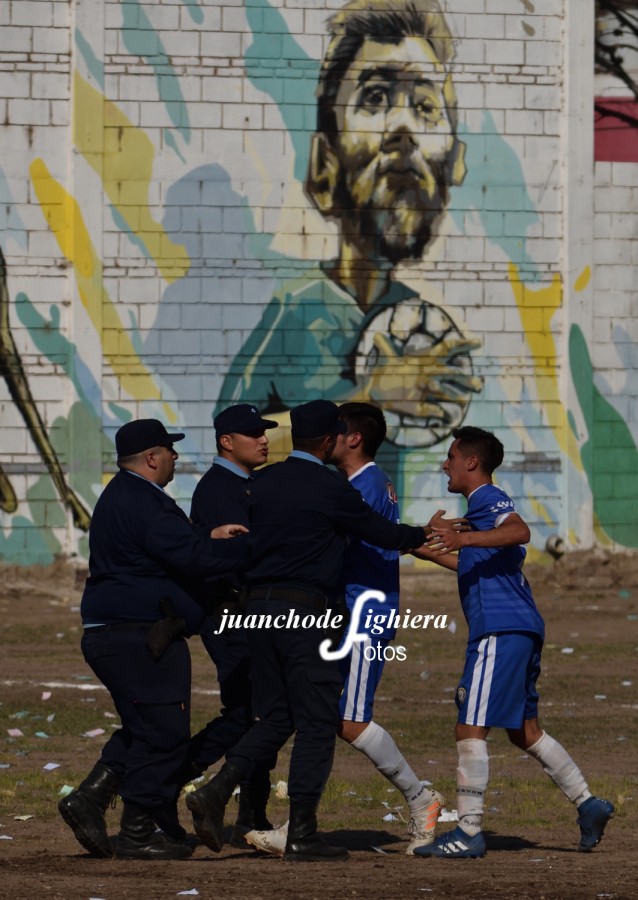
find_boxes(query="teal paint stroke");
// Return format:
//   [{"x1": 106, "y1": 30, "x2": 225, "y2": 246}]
[
  {"x1": 74, "y1": 28, "x2": 105, "y2": 89},
  {"x1": 0, "y1": 515, "x2": 58, "y2": 565},
  {"x1": 0, "y1": 168, "x2": 28, "y2": 249},
  {"x1": 450, "y1": 113, "x2": 540, "y2": 281},
  {"x1": 15, "y1": 294, "x2": 101, "y2": 410},
  {"x1": 179, "y1": 0, "x2": 203, "y2": 26},
  {"x1": 569, "y1": 323, "x2": 638, "y2": 547},
  {"x1": 164, "y1": 128, "x2": 187, "y2": 164},
  {"x1": 121, "y1": 0, "x2": 191, "y2": 142},
  {"x1": 244, "y1": 0, "x2": 319, "y2": 183}
]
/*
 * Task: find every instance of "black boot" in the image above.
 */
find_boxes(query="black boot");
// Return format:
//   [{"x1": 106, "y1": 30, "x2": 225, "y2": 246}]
[
  {"x1": 185, "y1": 762, "x2": 243, "y2": 852},
  {"x1": 284, "y1": 800, "x2": 348, "y2": 862},
  {"x1": 115, "y1": 801, "x2": 193, "y2": 859},
  {"x1": 58, "y1": 761, "x2": 119, "y2": 857},
  {"x1": 153, "y1": 799, "x2": 198, "y2": 850},
  {"x1": 230, "y1": 770, "x2": 274, "y2": 848}
]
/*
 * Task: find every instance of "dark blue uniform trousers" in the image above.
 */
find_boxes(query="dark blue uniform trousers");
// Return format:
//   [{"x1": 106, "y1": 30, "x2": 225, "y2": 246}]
[
  {"x1": 187, "y1": 615, "x2": 255, "y2": 770},
  {"x1": 81, "y1": 627, "x2": 191, "y2": 809},
  {"x1": 226, "y1": 599, "x2": 343, "y2": 803}
]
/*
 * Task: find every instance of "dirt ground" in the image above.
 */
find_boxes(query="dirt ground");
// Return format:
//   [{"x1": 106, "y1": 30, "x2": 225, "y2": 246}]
[{"x1": 1, "y1": 552, "x2": 638, "y2": 900}]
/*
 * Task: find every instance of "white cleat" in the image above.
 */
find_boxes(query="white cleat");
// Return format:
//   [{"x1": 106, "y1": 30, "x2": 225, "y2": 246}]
[
  {"x1": 244, "y1": 821, "x2": 289, "y2": 857},
  {"x1": 405, "y1": 790, "x2": 445, "y2": 855}
]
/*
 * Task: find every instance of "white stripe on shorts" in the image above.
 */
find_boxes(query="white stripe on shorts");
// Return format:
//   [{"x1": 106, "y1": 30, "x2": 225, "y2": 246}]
[
  {"x1": 341, "y1": 639, "x2": 372, "y2": 722},
  {"x1": 465, "y1": 635, "x2": 497, "y2": 727}
]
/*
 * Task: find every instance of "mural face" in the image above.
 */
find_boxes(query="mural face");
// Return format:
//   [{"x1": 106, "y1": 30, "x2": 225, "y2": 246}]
[{"x1": 1, "y1": 0, "x2": 637, "y2": 562}]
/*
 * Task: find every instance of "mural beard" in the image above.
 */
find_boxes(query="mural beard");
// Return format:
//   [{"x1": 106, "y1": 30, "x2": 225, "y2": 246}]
[{"x1": 336, "y1": 161, "x2": 452, "y2": 266}]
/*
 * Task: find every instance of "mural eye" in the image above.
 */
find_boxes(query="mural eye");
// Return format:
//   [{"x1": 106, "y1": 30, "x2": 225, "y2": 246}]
[{"x1": 360, "y1": 84, "x2": 389, "y2": 111}]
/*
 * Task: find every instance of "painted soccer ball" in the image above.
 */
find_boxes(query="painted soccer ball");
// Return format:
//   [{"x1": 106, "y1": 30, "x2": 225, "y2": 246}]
[{"x1": 354, "y1": 298, "x2": 480, "y2": 448}]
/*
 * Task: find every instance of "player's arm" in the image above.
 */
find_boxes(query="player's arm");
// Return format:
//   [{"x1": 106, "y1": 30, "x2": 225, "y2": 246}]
[
  {"x1": 410, "y1": 543, "x2": 459, "y2": 571},
  {"x1": 427, "y1": 512, "x2": 530, "y2": 554}
]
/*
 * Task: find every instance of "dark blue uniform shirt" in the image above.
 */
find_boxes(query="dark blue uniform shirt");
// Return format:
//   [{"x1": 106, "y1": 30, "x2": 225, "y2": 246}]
[
  {"x1": 81, "y1": 469, "x2": 249, "y2": 634},
  {"x1": 246, "y1": 455, "x2": 424, "y2": 596}
]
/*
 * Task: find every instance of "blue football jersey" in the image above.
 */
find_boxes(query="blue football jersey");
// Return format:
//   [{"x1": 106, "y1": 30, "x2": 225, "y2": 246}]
[
  {"x1": 337, "y1": 463, "x2": 400, "y2": 639},
  {"x1": 457, "y1": 483, "x2": 545, "y2": 642}
]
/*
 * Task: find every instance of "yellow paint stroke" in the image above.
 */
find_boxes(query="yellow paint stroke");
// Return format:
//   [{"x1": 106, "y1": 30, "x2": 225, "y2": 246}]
[
  {"x1": 73, "y1": 72, "x2": 189, "y2": 283},
  {"x1": 30, "y1": 158, "x2": 175, "y2": 422},
  {"x1": 574, "y1": 266, "x2": 591, "y2": 293},
  {"x1": 528, "y1": 497, "x2": 555, "y2": 527},
  {"x1": 509, "y1": 263, "x2": 582, "y2": 471}
]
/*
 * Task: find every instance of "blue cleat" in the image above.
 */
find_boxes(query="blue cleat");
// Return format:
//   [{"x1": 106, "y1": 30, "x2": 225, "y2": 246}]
[
  {"x1": 577, "y1": 796, "x2": 614, "y2": 852},
  {"x1": 413, "y1": 825, "x2": 486, "y2": 858}
]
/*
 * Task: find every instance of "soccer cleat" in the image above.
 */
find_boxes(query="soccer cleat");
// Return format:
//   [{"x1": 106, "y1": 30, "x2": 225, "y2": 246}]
[
  {"x1": 244, "y1": 821, "x2": 289, "y2": 856},
  {"x1": 413, "y1": 825, "x2": 486, "y2": 859},
  {"x1": 577, "y1": 796, "x2": 614, "y2": 852},
  {"x1": 405, "y1": 790, "x2": 445, "y2": 855}
]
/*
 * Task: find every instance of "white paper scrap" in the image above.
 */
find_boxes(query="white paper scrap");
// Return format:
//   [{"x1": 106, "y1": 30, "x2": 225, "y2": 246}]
[
  {"x1": 177, "y1": 891, "x2": 199, "y2": 896},
  {"x1": 43, "y1": 762, "x2": 60, "y2": 771},
  {"x1": 41, "y1": 692, "x2": 51, "y2": 701},
  {"x1": 82, "y1": 728, "x2": 106, "y2": 738}
]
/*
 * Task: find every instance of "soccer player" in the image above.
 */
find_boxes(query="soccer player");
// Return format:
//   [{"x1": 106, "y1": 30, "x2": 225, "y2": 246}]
[{"x1": 411, "y1": 426, "x2": 614, "y2": 858}]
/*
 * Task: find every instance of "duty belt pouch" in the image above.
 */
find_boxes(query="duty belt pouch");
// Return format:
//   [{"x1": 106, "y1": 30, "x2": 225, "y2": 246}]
[
  {"x1": 146, "y1": 596, "x2": 187, "y2": 660},
  {"x1": 324, "y1": 594, "x2": 350, "y2": 651}
]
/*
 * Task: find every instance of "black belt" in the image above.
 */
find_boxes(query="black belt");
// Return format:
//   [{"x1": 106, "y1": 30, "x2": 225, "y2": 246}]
[
  {"x1": 85, "y1": 621, "x2": 153, "y2": 632},
  {"x1": 246, "y1": 587, "x2": 327, "y2": 612}
]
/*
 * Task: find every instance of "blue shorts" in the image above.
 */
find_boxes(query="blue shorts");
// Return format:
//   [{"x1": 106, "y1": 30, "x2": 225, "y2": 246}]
[
  {"x1": 339, "y1": 638, "x2": 388, "y2": 723},
  {"x1": 456, "y1": 632, "x2": 542, "y2": 729}
]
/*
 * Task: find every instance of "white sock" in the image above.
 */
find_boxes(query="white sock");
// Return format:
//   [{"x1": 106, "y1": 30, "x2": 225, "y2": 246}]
[
  {"x1": 457, "y1": 738, "x2": 489, "y2": 836},
  {"x1": 525, "y1": 731, "x2": 592, "y2": 807},
  {"x1": 351, "y1": 721, "x2": 430, "y2": 810}
]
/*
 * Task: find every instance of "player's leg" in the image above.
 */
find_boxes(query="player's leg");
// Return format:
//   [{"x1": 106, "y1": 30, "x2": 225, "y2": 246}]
[
  {"x1": 416, "y1": 633, "x2": 534, "y2": 859},
  {"x1": 339, "y1": 638, "x2": 443, "y2": 854},
  {"x1": 506, "y1": 642, "x2": 614, "y2": 851}
]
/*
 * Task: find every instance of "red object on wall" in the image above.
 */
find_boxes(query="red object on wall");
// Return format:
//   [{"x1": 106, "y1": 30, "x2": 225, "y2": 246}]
[{"x1": 594, "y1": 97, "x2": 638, "y2": 162}]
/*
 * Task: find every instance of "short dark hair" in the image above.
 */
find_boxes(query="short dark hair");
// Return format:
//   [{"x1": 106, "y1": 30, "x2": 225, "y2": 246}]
[
  {"x1": 338, "y1": 402, "x2": 387, "y2": 458},
  {"x1": 452, "y1": 426, "x2": 504, "y2": 475},
  {"x1": 316, "y1": 0, "x2": 456, "y2": 137}
]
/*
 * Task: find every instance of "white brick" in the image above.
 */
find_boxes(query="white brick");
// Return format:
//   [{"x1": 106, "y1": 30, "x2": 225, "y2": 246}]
[
  {"x1": 484, "y1": 39, "x2": 525, "y2": 66},
  {"x1": 485, "y1": 82, "x2": 524, "y2": 109},
  {"x1": 222, "y1": 102, "x2": 263, "y2": 130},
  {"x1": 0, "y1": 71, "x2": 30, "y2": 98},
  {"x1": 32, "y1": 72, "x2": 69, "y2": 99},
  {"x1": 465, "y1": 13, "x2": 505, "y2": 39},
  {"x1": 33, "y1": 25, "x2": 69, "y2": 54},
  {"x1": 525, "y1": 85, "x2": 560, "y2": 111},
  {"x1": 8, "y1": 98, "x2": 50, "y2": 125},
  {"x1": 200, "y1": 30, "x2": 241, "y2": 59},
  {"x1": 11, "y1": 1, "x2": 52, "y2": 27},
  {"x1": 0, "y1": 26, "x2": 31, "y2": 52},
  {"x1": 506, "y1": 109, "x2": 543, "y2": 134},
  {"x1": 525, "y1": 40, "x2": 561, "y2": 68}
]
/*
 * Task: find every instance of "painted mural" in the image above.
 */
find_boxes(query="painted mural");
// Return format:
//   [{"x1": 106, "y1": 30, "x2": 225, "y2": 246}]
[{"x1": 0, "y1": 0, "x2": 636, "y2": 563}]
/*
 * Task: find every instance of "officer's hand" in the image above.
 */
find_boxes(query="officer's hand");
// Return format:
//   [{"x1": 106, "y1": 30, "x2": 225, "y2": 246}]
[
  {"x1": 211, "y1": 524, "x2": 249, "y2": 539},
  {"x1": 428, "y1": 509, "x2": 469, "y2": 532}
]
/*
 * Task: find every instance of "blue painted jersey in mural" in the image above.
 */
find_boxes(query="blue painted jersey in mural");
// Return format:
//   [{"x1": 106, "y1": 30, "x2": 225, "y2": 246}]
[
  {"x1": 337, "y1": 462, "x2": 400, "y2": 640},
  {"x1": 458, "y1": 483, "x2": 545, "y2": 642},
  {"x1": 218, "y1": 265, "x2": 420, "y2": 411}
]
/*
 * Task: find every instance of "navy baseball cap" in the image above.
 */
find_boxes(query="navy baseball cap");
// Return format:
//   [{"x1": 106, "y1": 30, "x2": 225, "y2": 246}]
[
  {"x1": 214, "y1": 404, "x2": 278, "y2": 438},
  {"x1": 115, "y1": 419, "x2": 185, "y2": 457},
  {"x1": 290, "y1": 400, "x2": 347, "y2": 439}
]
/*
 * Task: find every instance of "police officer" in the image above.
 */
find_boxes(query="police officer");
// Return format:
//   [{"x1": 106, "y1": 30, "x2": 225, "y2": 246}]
[
  {"x1": 186, "y1": 399, "x2": 440, "y2": 862},
  {"x1": 58, "y1": 419, "x2": 249, "y2": 860},
  {"x1": 185, "y1": 404, "x2": 278, "y2": 844}
]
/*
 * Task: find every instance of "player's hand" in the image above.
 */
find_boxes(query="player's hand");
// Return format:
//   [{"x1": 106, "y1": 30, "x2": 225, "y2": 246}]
[
  {"x1": 211, "y1": 524, "x2": 249, "y2": 539},
  {"x1": 427, "y1": 508, "x2": 469, "y2": 533},
  {"x1": 427, "y1": 528, "x2": 466, "y2": 553}
]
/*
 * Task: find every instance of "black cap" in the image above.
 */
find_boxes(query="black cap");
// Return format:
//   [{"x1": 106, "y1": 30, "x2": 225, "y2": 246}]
[
  {"x1": 214, "y1": 404, "x2": 278, "y2": 438},
  {"x1": 290, "y1": 400, "x2": 347, "y2": 440},
  {"x1": 116, "y1": 419, "x2": 185, "y2": 458}
]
